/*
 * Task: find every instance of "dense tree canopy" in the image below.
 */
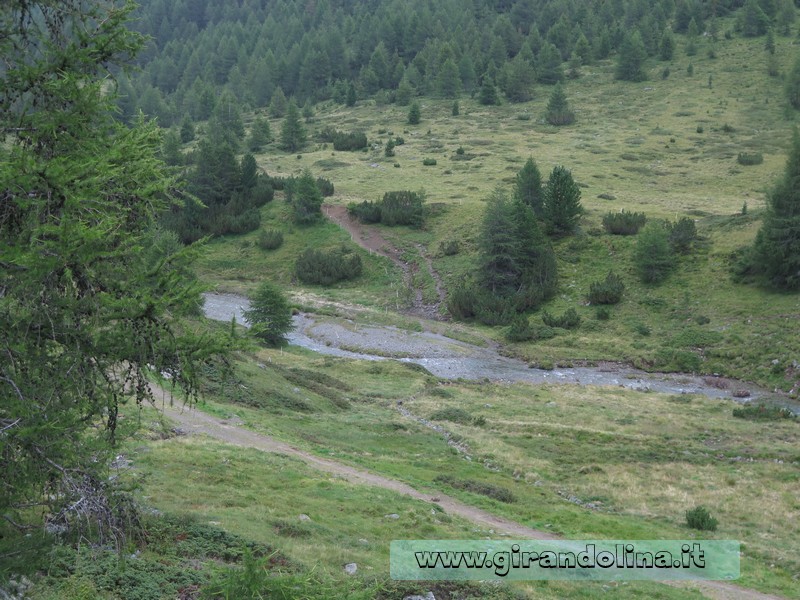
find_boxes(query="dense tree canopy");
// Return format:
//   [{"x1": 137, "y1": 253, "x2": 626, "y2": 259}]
[
  {"x1": 0, "y1": 0, "x2": 228, "y2": 536},
  {"x1": 119, "y1": 0, "x2": 765, "y2": 125}
]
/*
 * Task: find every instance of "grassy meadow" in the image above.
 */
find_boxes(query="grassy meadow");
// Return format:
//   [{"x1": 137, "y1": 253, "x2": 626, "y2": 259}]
[
  {"x1": 21, "y1": 26, "x2": 800, "y2": 600},
  {"x1": 194, "y1": 29, "x2": 800, "y2": 391}
]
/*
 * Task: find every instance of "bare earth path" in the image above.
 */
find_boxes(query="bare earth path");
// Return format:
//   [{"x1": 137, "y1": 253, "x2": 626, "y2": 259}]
[
  {"x1": 323, "y1": 204, "x2": 445, "y2": 319},
  {"x1": 155, "y1": 391, "x2": 784, "y2": 600}
]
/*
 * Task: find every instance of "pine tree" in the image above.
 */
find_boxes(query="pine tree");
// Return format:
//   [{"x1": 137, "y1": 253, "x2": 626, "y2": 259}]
[
  {"x1": 749, "y1": 130, "x2": 800, "y2": 289},
  {"x1": 346, "y1": 81, "x2": 357, "y2": 107},
  {"x1": 479, "y1": 189, "x2": 522, "y2": 296},
  {"x1": 660, "y1": 29, "x2": 675, "y2": 60},
  {"x1": 635, "y1": 221, "x2": 673, "y2": 283},
  {"x1": 180, "y1": 115, "x2": 195, "y2": 143},
  {"x1": 0, "y1": 0, "x2": 227, "y2": 534},
  {"x1": 616, "y1": 31, "x2": 649, "y2": 82},
  {"x1": 247, "y1": 116, "x2": 273, "y2": 152},
  {"x1": 280, "y1": 100, "x2": 306, "y2": 152},
  {"x1": 396, "y1": 77, "x2": 413, "y2": 106},
  {"x1": 269, "y1": 86, "x2": 288, "y2": 117},
  {"x1": 545, "y1": 83, "x2": 575, "y2": 126},
  {"x1": 437, "y1": 58, "x2": 461, "y2": 98},
  {"x1": 542, "y1": 166, "x2": 583, "y2": 235},
  {"x1": 244, "y1": 282, "x2": 294, "y2": 346},
  {"x1": 408, "y1": 101, "x2": 421, "y2": 124},
  {"x1": 452, "y1": 100, "x2": 460, "y2": 116},
  {"x1": 514, "y1": 157, "x2": 543, "y2": 215},
  {"x1": 502, "y1": 54, "x2": 536, "y2": 102},
  {"x1": 536, "y1": 42, "x2": 564, "y2": 84},
  {"x1": 510, "y1": 198, "x2": 558, "y2": 309},
  {"x1": 479, "y1": 77, "x2": 499, "y2": 106},
  {"x1": 291, "y1": 169, "x2": 323, "y2": 224},
  {"x1": 741, "y1": 0, "x2": 770, "y2": 37}
]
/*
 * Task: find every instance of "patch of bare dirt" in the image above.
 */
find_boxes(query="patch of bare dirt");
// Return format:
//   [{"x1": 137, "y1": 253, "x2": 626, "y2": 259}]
[{"x1": 323, "y1": 204, "x2": 446, "y2": 320}]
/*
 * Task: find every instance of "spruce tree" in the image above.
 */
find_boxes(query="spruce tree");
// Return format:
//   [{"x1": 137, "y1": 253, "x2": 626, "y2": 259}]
[
  {"x1": 750, "y1": 130, "x2": 800, "y2": 289},
  {"x1": 408, "y1": 101, "x2": 421, "y2": 124},
  {"x1": 280, "y1": 100, "x2": 306, "y2": 152},
  {"x1": 536, "y1": 42, "x2": 564, "y2": 84},
  {"x1": 513, "y1": 157, "x2": 543, "y2": 215},
  {"x1": 660, "y1": 29, "x2": 675, "y2": 60},
  {"x1": 542, "y1": 166, "x2": 583, "y2": 235},
  {"x1": 269, "y1": 86, "x2": 288, "y2": 117},
  {"x1": 396, "y1": 77, "x2": 413, "y2": 106},
  {"x1": 616, "y1": 31, "x2": 648, "y2": 82},
  {"x1": 244, "y1": 282, "x2": 294, "y2": 346},
  {"x1": 545, "y1": 83, "x2": 575, "y2": 126},
  {"x1": 635, "y1": 221, "x2": 673, "y2": 283},
  {"x1": 248, "y1": 116, "x2": 273, "y2": 152},
  {"x1": 291, "y1": 169, "x2": 323, "y2": 224},
  {"x1": 511, "y1": 198, "x2": 558, "y2": 309},
  {"x1": 0, "y1": 0, "x2": 227, "y2": 534},
  {"x1": 346, "y1": 81, "x2": 357, "y2": 107},
  {"x1": 479, "y1": 77, "x2": 499, "y2": 105},
  {"x1": 479, "y1": 189, "x2": 522, "y2": 296},
  {"x1": 437, "y1": 58, "x2": 461, "y2": 98},
  {"x1": 180, "y1": 115, "x2": 195, "y2": 143}
]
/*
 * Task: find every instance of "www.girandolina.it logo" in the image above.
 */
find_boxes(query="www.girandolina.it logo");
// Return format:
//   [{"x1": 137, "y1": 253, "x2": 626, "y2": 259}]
[{"x1": 390, "y1": 540, "x2": 740, "y2": 581}]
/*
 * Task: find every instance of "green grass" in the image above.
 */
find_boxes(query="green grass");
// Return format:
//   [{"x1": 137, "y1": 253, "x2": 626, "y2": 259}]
[
  {"x1": 182, "y1": 28, "x2": 800, "y2": 390},
  {"x1": 152, "y1": 345, "x2": 800, "y2": 598}
]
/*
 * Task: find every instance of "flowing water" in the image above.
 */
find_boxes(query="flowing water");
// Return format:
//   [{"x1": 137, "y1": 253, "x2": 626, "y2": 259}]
[{"x1": 203, "y1": 293, "x2": 798, "y2": 410}]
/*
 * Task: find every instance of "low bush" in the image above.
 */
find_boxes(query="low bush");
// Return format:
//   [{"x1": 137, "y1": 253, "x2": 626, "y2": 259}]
[
  {"x1": 685, "y1": 506, "x2": 718, "y2": 531},
  {"x1": 429, "y1": 407, "x2": 473, "y2": 424},
  {"x1": 257, "y1": 229, "x2": 284, "y2": 251},
  {"x1": 422, "y1": 158, "x2": 437, "y2": 166},
  {"x1": 315, "y1": 177, "x2": 334, "y2": 197},
  {"x1": 434, "y1": 475, "x2": 516, "y2": 503},
  {"x1": 542, "y1": 308, "x2": 581, "y2": 329},
  {"x1": 732, "y1": 403, "x2": 796, "y2": 421},
  {"x1": 667, "y1": 217, "x2": 698, "y2": 253},
  {"x1": 380, "y1": 190, "x2": 425, "y2": 227},
  {"x1": 587, "y1": 271, "x2": 625, "y2": 305},
  {"x1": 737, "y1": 152, "x2": 763, "y2": 165},
  {"x1": 439, "y1": 239, "x2": 460, "y2": 256},
  {"x1": 602, "y1": 210, "x2": 647, "y2": 235},
  {"x1": 506, "y1": 315, "x2": 534, "y2": 342},
  {"x1": 295, "y1": 246, "x2": 362, "y2": 285},
  {"x1": 347, "y1": 200, "x2": 382, "y2": 224}
]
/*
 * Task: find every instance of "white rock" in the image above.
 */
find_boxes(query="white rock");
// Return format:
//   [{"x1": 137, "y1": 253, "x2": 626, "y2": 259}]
[{"x1": 344, "y1": 562, "x2": 358, "y2": 575}]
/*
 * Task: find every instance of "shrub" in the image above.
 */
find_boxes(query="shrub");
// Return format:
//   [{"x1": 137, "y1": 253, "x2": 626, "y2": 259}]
[
  {"x1": 602, "y1": 210, "x2": 647, "y2": 235},
  {"x1": 596, "y1": 306, "x2": 611, "y2": 320},
  {"x1": 685, "y1": 506, "x2": 718, "y2": 531},
  {"x1": 737, "y1": 152, "x2": 763, "y2": 165},
  {"x1": 439, "y1": 239, "x2": 460, "y2": 256},
  {"x1": 384, "y1": 139, "x2": 396, "y2": 157},
  {"x1": 542, "y1": 308, "x2": 581, "y2": 329},
  {"x1": 257, "y1": 229, "x2": 283, "y2": 250},
  {"x1": 668, "y1": 217, "x2": 697, "y2": 253},
  {"x1": 295, "y1": 246, "x2": 362, "y2": 285},
  {"x1": 434, "y1": 475, "x2": 516, "y2": 503},
  {"x1": 447, "y1": 279, "x2": 479, "y2": 320},
  {"x1": 506, "y1": 315, "x2": 534, "y2": 342},
  {"x1": 422, "y1": 158, "x2": 437, "y2": 166},
  {"x1": 474, "y1": 291, "x2": 517, "y2": 326},
  {"x1": 732, "y1": 403, "x2": 797, "y2": 421},
  {"x1": 315, "y1": 177, "x2": 334, "y2": 197},
  {"x1": 587, "y1": 271, "x2": 625, "y2": 305},
  {"x1": 332, "y1": 130, "x2": 367, "y2": 151},
  {"x1": 380, "y1": 190, "x2": 425, "y2": 227},
  {"x1": 347, "y1": 200, "x2": 382, "y2": 224},
  {"x1": 429, "y1": 407, "x2": 473, "y2": 424}
]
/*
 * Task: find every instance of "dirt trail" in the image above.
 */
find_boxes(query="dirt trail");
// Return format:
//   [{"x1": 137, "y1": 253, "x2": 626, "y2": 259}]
[
  {"x1": 153, "y1": 391, "x2": 784, "y2": 600},
  {"x1": 323, "y1": 204, "x2": 445, "y2": 320}
]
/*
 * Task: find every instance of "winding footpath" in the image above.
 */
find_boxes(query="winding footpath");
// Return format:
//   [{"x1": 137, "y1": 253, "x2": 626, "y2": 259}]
[{"x1": 155, "y1": 389, "x2": 784, "y2": 600}]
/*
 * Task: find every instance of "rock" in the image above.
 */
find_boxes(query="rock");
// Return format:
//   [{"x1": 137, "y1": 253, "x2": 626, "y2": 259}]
[
  {"x1": 358, "y1": 538, "x2": 369, "y2": 545},
  {"x1": 298, "y1": 514, "x2": 311, "y2": 521},
  {"x1": 344, "y1": 563, "x2": 358, "y2": 575},
  {"x1": 385, "y1": 513, "x2": 400, "y2": 520},
  {"x1": 403, "y1": 593, "x2": 436, "y2": 600}
]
